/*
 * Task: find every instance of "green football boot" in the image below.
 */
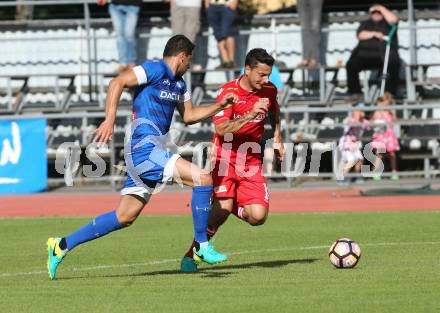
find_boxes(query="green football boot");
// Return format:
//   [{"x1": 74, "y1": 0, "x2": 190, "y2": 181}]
[
  {"x1": 193, "y1": 242, "x2": 228, "y2": 265},
  {"x1": 47, "y1": 237, "x2": 67, "y2": 280},
  {"x1": 180, "y1": 256, "x2": 199, "y2": 273}
]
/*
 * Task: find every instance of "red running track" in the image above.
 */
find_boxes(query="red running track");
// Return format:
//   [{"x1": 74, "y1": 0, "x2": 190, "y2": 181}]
[{"x1": 1, "y1": 189, "x2": 439, "y2": 218}]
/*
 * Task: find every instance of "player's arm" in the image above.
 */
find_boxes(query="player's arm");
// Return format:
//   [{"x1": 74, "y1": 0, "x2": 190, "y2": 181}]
[
  {"x1": 215, "y1": 99, "x2": 268, "y2": 136},
  {"x1": 269, "y1": 99, "x2": 285, "y2": 161},
  {"x1": 177, "y1": 93, "x2": 237, "y2": 125},
  {"x1": 93, "y1": 69, "x2": 139, "y2": 143}
]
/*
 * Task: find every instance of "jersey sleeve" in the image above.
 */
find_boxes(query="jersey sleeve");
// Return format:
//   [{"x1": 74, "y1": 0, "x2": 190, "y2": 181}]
[
  {"x1": 180, "y1": 80, "x2": 191, "y2": 103},
  {"x1": 132, "y1": 61, "x2": 162, "y2": 85},
  {"x1": 213, "y1": 87, "x2": 234, "y2": 125}
]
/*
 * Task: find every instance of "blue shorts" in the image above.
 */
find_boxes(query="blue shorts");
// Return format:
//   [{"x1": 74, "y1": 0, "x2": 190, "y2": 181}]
[
  {"x1": 121, "y1": 139, "x2": 180, "y2": 199},
  {"x1": 207, "y1": 5, "x2": 238, "y2": 41}
]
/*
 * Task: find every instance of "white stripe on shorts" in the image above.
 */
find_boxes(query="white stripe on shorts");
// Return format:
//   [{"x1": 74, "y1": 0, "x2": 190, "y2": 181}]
[{"x1": 120, "y1": 154, "x2": 181, "y2": 200}]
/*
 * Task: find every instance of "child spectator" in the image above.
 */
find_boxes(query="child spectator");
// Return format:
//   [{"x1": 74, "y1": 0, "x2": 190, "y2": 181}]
[
  {"x1": 371, "y1": 92, "x2": 400, "y2": 180},
  {"x1": 338, "y1": 102, "x2": 368, "y2": 184}
]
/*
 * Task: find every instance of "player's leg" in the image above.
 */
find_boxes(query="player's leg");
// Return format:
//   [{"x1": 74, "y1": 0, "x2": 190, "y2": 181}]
[
  {"x1": 240, "y1": 203, "x2": 268, "y2": 226},
  {"x1": 173, "y1": 157, "x2": 228, "y2": 264},
  {"x1": 180, "y1": 198, "x2": 234, "y2": 272},
  {"x1": 47, "y1": 175, "x2": 151, "y2": 280},
  {"x1": 233, "y1": 175, "x2": 270, "y2": 226}
]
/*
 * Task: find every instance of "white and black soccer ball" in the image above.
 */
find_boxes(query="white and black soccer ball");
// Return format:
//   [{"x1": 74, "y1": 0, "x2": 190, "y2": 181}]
[{"x1": 329, "y1": 238, "x2": 361, "y2": 269}]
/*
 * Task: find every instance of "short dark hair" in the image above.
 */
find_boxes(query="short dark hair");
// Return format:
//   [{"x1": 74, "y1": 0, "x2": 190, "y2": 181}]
[
  {"x1": 163, "y1": 35, "x2": 195, "y2": 57},
  {"x1": 245, "y1": 48, "x2": 275, "y2": 68}
]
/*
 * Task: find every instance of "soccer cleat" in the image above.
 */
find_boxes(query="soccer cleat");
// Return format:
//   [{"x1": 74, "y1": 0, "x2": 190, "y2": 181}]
[
  {"x1": 391, "y1": 174, "x2": 400, "y2": 181},
  {"x1": 47, "y1": 237, "x2": 67, "y2": 280},
  {"x1": 180, "y1": 256, "x2": 199, "y2": 273},
  {"x1": 372, "y1": 175, "x2": 382, "y2": 181},
  {"x1": 193, "y1": 242, "x2": 228, "y2": 265}
]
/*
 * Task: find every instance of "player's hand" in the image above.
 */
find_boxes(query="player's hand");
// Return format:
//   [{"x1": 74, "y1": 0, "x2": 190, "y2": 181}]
[
  {"x1": 250, "y1": 98, "x2": 269, "y2": 118},
  {"x1": 97, "y1": 0, "x2": 107, "y2": 6},
  {"x1": 93, "y1": 119, "x2": 114, "y2": 144},
  {"x1": 218, "y1": 93, "x2": 237, "y2": 109},
  {"x1": 274, "y1": 141, "x2": 285, "y2": 162}
]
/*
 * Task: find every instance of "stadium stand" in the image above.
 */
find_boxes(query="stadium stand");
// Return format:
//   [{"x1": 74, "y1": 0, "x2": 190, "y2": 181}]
[{"x1": 1, "y1": 0, "x2": 440, "y2": 185}]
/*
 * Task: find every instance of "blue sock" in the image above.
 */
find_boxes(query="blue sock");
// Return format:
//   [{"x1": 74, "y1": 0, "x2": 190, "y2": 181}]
[
  {"x1": 65, "y1": 211, "x2": 122, "y2": 251},
  {"x1": 191, "y1": 185, "x2": 213, "y2": 243}
]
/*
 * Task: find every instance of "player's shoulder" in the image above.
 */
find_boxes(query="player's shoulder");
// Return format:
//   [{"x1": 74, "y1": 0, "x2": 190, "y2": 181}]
[
  {"x1": 217, "y1": 79, "x2": 239, "y2": 97},
  {"x1": 140, "y1": 60, "x2": 165, "y2": 75},
  {"x1": 221, "y1": 79, "x2": 240, "y2": 92}
]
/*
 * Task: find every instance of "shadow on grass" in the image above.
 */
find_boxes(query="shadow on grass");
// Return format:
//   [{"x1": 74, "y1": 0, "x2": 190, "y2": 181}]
[{"x1": 59, "y1": 258, "x2": 320, "y2": 280}]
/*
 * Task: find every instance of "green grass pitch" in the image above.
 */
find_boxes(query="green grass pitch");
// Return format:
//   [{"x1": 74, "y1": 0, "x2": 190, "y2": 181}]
[{"x1": 1, "y1": 211, "x2": 440, "y2": 313}]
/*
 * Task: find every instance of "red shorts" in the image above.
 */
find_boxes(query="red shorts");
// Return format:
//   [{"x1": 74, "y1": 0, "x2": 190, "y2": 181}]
[{"x1": 211, "y1": 159, "x2": 269, "y2": 209}]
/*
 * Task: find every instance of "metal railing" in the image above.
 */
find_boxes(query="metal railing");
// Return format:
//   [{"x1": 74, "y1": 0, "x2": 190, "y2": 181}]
[
  {"x1": 0, "y1": 0, "x2": 435, "y2": 106},
  {"x1": 1, "y1": 101, "x2": 439, "y2": 187}
]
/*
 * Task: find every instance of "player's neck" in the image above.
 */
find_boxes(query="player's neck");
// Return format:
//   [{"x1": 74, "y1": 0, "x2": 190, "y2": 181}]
[
  {"x1": 239, "y1": 75, "x2": 254, "y2": 93},
  {"x1": 163, "y1": 57, "x2": 179, "y2": 78}
]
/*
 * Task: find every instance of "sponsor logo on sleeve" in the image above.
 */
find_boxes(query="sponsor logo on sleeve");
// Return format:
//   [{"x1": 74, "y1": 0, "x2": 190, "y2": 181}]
[{"x1": 214, "y1": 185, "x2": 227, "y2": 193}]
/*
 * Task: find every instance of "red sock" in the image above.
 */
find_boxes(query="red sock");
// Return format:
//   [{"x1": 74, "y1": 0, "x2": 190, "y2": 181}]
[{"x1": 184, "y1": 226, "x2": 218, "y2": 258}]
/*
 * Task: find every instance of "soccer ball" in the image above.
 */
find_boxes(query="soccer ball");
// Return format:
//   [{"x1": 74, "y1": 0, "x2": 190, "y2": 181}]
[{"x1": 328, "y1": 238, "x2": 361, "y2": 269}]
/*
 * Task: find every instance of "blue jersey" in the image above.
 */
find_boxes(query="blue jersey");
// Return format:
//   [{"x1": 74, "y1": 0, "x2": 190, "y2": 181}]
[{"x1": 132, "y1": 60, "x2": 190, "y2": 139}]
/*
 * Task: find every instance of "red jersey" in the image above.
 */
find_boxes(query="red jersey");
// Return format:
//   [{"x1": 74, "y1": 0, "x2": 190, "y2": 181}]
[{"x1": 212, "y1": 75, "x2": 279, "y2": 166}]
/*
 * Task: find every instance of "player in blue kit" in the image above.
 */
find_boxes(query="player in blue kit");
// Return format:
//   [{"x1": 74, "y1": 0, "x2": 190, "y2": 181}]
[{"x1": 46, "y1": 35, "x2": 235, "y2": 280}]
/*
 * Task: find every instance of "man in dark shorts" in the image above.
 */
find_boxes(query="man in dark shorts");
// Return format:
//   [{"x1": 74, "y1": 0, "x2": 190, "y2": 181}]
[{"x1": 206, "y1": 0, "x2": 239, "y2": 68}]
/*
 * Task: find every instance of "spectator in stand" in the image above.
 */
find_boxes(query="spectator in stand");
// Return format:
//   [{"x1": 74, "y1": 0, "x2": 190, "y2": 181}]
[
  {"x1": 346, "y1": 4, "x2": 400, "y2": 101},
  {"x1": 98, "y1": 0, "x2": 142, "y2": 73},
  {"x1": 206, "y1": 0, "x2": 239, "y2": 69},
  {"x1": 337, "y1": 102, "x2": 369, "y2": 185},
  {"x1": 296, "y1": 0, "x2": 323, "y2": 69},
  {"x1": 371, "y1": 92, "x2": 400, "y2": 181},
  {"x1": 16, "y1": 1, "x2": 33, "y2": 21},
  {"x1": 168, "y1": 0, "x2": 202, "y2": 44}
]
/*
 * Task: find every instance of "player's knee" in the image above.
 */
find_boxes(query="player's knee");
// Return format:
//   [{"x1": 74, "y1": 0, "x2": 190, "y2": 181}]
[
  {"x1": 116, "y1": 212, "x2": 137, "y2": 227},
  {"x1": 197, "y1": 172, "x2": 213, "y2": 186},
  {"x1": 248, "y1": 216, "x2": 267, "y2": 226},
  {"x1": 247, "y1": 208, "x2": 268, "y2": 226}
]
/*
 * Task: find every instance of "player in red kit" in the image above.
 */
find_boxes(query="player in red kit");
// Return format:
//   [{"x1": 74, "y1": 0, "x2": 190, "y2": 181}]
[{"x1": 180, "y1": 48, "x2": 285, "y2": 272}]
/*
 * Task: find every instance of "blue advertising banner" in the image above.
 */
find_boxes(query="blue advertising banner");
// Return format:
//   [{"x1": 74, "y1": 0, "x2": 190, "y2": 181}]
[{"x1": 0, "y1": 119, "x2": 47, "y2": 194}]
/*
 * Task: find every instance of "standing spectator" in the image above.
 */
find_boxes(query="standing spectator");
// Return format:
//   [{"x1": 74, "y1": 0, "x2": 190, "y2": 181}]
[
  {"x1": 206, "y1": 0, "x2": 239, "y2": 69},
  {"x1": 346, "y1": 4, "x2": 400, "y2": 100},
  {"x1": 168, "y1": 0, "x2": 202, "y2": 44},
  {"x1": 98, "y1": 0, "x2": 142, "y2": 73},
  {"x1": 297, "y1": 0, "x2": 323, "y2": 69},
  {"x1": 371, "y1": 92, "x2": 400, "y2": 180},
  {"x1": 16, "y1": 0, "x2": 33, "y2": 21}
]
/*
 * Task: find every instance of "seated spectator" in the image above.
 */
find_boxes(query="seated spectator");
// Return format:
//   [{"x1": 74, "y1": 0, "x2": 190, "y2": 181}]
[
  {"x1": 98, "y1": 0, "x2": 142, "y2": 73},
  {"x1": 337, "y1": 102, "x2": 369, "y2": 185},
  {"x1": 346, "y1": 4, "x2": 400, "y2": 101},
  {"x1": 206, "y1": 0, "x2": 239, "y2": 69},
  {"x1": 371, "y1": 92, "x2": 400, "y2": 180}
]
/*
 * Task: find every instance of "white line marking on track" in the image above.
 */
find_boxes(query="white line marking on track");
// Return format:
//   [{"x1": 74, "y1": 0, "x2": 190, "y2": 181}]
[{"x1": 1, "y1": 240, "x2": 440, "y2": 278}]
